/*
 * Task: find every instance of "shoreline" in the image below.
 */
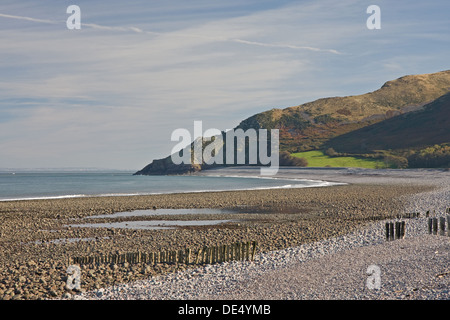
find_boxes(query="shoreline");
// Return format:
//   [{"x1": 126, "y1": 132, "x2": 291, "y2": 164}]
[
  {"x1": 0, "y1": 172, "x2": 343, "y2": 203},
  {"x1": 0, "y1": 168, "x2": 448, "y2": 300}
]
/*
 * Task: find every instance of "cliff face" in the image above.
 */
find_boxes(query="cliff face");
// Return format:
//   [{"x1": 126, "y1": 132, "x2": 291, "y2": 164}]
[
  {"x1": 135, "y1": 70, "x2": 450, "y2": 175},
  {"x1": 134, "y1": 157, "x2": 202, "y2": 175}
]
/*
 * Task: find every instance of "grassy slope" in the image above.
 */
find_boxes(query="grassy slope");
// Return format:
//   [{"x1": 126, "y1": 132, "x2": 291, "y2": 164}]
[
  {"x1": 325, "y1": 92, "x2": 450, "y2": 153},
  {"x1": 291, "y1": 150, "x2": 387, "y2": 168}
]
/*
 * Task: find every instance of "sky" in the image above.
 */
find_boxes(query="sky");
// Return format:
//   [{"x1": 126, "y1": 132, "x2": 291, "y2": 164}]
[{"x1": 0, "y1": 0, "x2": 449, "y2": 170}]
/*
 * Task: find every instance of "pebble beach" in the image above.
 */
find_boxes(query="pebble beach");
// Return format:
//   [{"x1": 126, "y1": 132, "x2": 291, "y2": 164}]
[{"x1": 0, "y1": 167, "x2": 448, "y2": 300}]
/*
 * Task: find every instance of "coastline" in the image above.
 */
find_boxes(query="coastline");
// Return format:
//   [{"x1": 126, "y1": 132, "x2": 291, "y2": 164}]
[
  {"x1": 0, "y1": 172, "x2": 342, "y2": 202},
  {"x1": 0, "y1": 167, "x2": 448, "y2": 300}
]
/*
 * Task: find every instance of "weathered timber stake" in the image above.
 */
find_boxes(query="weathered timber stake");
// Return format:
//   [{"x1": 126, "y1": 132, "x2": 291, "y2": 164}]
[
  {"x1": 385, "y1": 223, "x2": 390, "y2": 240},
  {"x1": 395, "y1": 222, "x2": 400, "y2": 239},
  {"x1": 400, "y1": 221, "x2": 405, "y2": 239},
  {"x1": 389, "y1": 222, "x2": 394, "y2": 241},
  {"x1": 447, "y1": 216, "x2": 450, "y2": 237},
  {"x1": 251, "y1": 241, "x2": 257, "y2": 260},
  {"x1": 439, "y1": 217, "x2": 446, "y2": 236}
]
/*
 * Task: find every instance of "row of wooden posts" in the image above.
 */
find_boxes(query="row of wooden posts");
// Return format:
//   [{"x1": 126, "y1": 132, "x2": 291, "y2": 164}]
[
  {"x1": 385, "y1": 221, "x2": 406, "y2": 241},
  {"x1": 401, "y1": 209, "x2": 450, "y2": 219},
  {"x1": 70, "y1": 241, "x2": 258, "y2": 266},
  {"x1": 400, "y1": 212, "x2": 420, "y2": 219},
  {"x1": 428, "y1": 216, "x2": 450, "y2": 237}
]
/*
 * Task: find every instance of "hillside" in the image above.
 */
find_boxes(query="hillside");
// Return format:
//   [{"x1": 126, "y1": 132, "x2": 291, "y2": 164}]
[
  {"x1": 325, "y1": 92, "x2": 450, "y2": 153},
  {"x1": 236, "y1": 69, "x2": 450, "y2": 152},
  {"x1": 135, "y1": 69, "x2": 450, "y2": 175}
]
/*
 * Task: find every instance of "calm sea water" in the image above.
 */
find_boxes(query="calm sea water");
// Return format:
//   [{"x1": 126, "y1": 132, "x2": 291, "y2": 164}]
[{"x1": 0, "y1": 171, "x2": 332, "y2": 201}]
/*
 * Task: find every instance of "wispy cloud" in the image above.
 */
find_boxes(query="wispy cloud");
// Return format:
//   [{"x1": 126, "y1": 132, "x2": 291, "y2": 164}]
[
  {"x1": 0, "y1": 0, "x2": 448, "y2": 169},
  {"x1": 0, "y1": 12, "x2": 58, "y2": 25},
  {"x1": 0, "y1": 11, "x2": 341, "y2": 54}
]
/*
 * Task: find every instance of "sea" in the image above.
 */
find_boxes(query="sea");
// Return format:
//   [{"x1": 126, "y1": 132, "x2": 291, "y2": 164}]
[{"x1": 0, "y1": 170, "x2": 336, "y2": 202}]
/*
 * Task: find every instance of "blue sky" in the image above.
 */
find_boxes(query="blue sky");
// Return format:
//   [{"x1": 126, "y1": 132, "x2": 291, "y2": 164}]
[{"x1": 0, "y1": 0, "x2": 449, "y2": 170}]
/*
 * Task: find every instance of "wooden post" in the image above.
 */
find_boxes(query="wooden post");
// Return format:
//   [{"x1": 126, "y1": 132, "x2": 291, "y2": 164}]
[
  {"x1": 195, "y1": 248, "x2": 202, "y2": 264},
  {"x1": 246, "y1": 241, "x2": 250, "y2": 261},
  {"x1": 432, "y1": 218, "x2": 438, "y2": 235},
  {"x1": 222, "y1": 245, "x2": 226, "y2": 262},
  {"x1": 239, "y1": 242, "x2": 243, "y2": 260},
  {"x1": 231, "y1": 244, "x2": 235, "y2": 261},
  {"x1": 216, "y1": 245, "x2": 220, "y2": 263},
  {"x1": 428, "y1": 218, "x2": 433, "y2": 234},
  {"x1": 395, "y1": 222, "x2": 400, "y2": 239},
  {"x1": 186, "y1": 249, "x2": 191, "y2": 264},
  {"x1": 251, "y1": 241, "x2": 257, "y2": 261},
  {"x1": 447, "y1": 216, "x2": 450, "y2": 237},
  {"x1": 400, "y1": 221, "x2": 405, "y2": 239},
  {"x1": 208, "y1": 247, "x2": 213, "y2": 264},
  {"x1": 201, "y1": 247, "x2": 206, "y2": 264},
  {"x1": 385, "y1": 223, "x2": 389, "y2": 241},
  {"x1": 209, "y1": 247, "x2": 213, "y2": 264},
  {"x1": 389, "y1": 222, "x2": 394, "y2": 241},
  {"x1": 439, "y1": 217, "x2": 446, "y2": 236}
]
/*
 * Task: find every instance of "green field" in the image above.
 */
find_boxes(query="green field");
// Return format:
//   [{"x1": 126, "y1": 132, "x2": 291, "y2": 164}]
[{"x1": 291, "y1": 150, "x2": 387, "y2": 169}]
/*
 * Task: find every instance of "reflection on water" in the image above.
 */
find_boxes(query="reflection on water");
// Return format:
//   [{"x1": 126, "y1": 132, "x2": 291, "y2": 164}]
[
  {"x1": 86, "y1": 208, "x2": 237, "y2": 219},
  {"x1": 30, "y1": 236, "x2": 110, "y2": 245},
  {"x1": 69, "y1": 219, "x2": 235, "y2": 230}
]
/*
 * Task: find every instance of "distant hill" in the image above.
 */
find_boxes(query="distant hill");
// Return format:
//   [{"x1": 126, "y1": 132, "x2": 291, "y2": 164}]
[
  {"x1": 325, "y1": 92, "x2": 450, "y2": 153},
  {"x1": 135, "y1": 69, "x2": 450, "y2": 175},
  {"x1": 236, "y1": 69, "x2": 450, "y2": 152}
]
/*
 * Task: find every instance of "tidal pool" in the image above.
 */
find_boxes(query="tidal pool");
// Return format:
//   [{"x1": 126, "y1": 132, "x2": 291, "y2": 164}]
[
  {"x1": 69, "y1": 219, "x2": 236, "y2": 230},
  {"x1": 86, "y1": 208, "x2": 237, "y2": 219}
]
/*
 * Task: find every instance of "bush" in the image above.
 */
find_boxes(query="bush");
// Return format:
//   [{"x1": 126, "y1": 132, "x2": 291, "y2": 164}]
[
  {"x1": 279, "y1": 151, "x2": 308, "y2": 167},
  {"x1": 324, "y1": 148, "x2": 337, "y2": 157},
  {"x1": 407, "y1": 144, "x2": 450, "y2": 168},
  {"x1": 383, "y1": 155, "x2": 408, "y2": 169}
]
